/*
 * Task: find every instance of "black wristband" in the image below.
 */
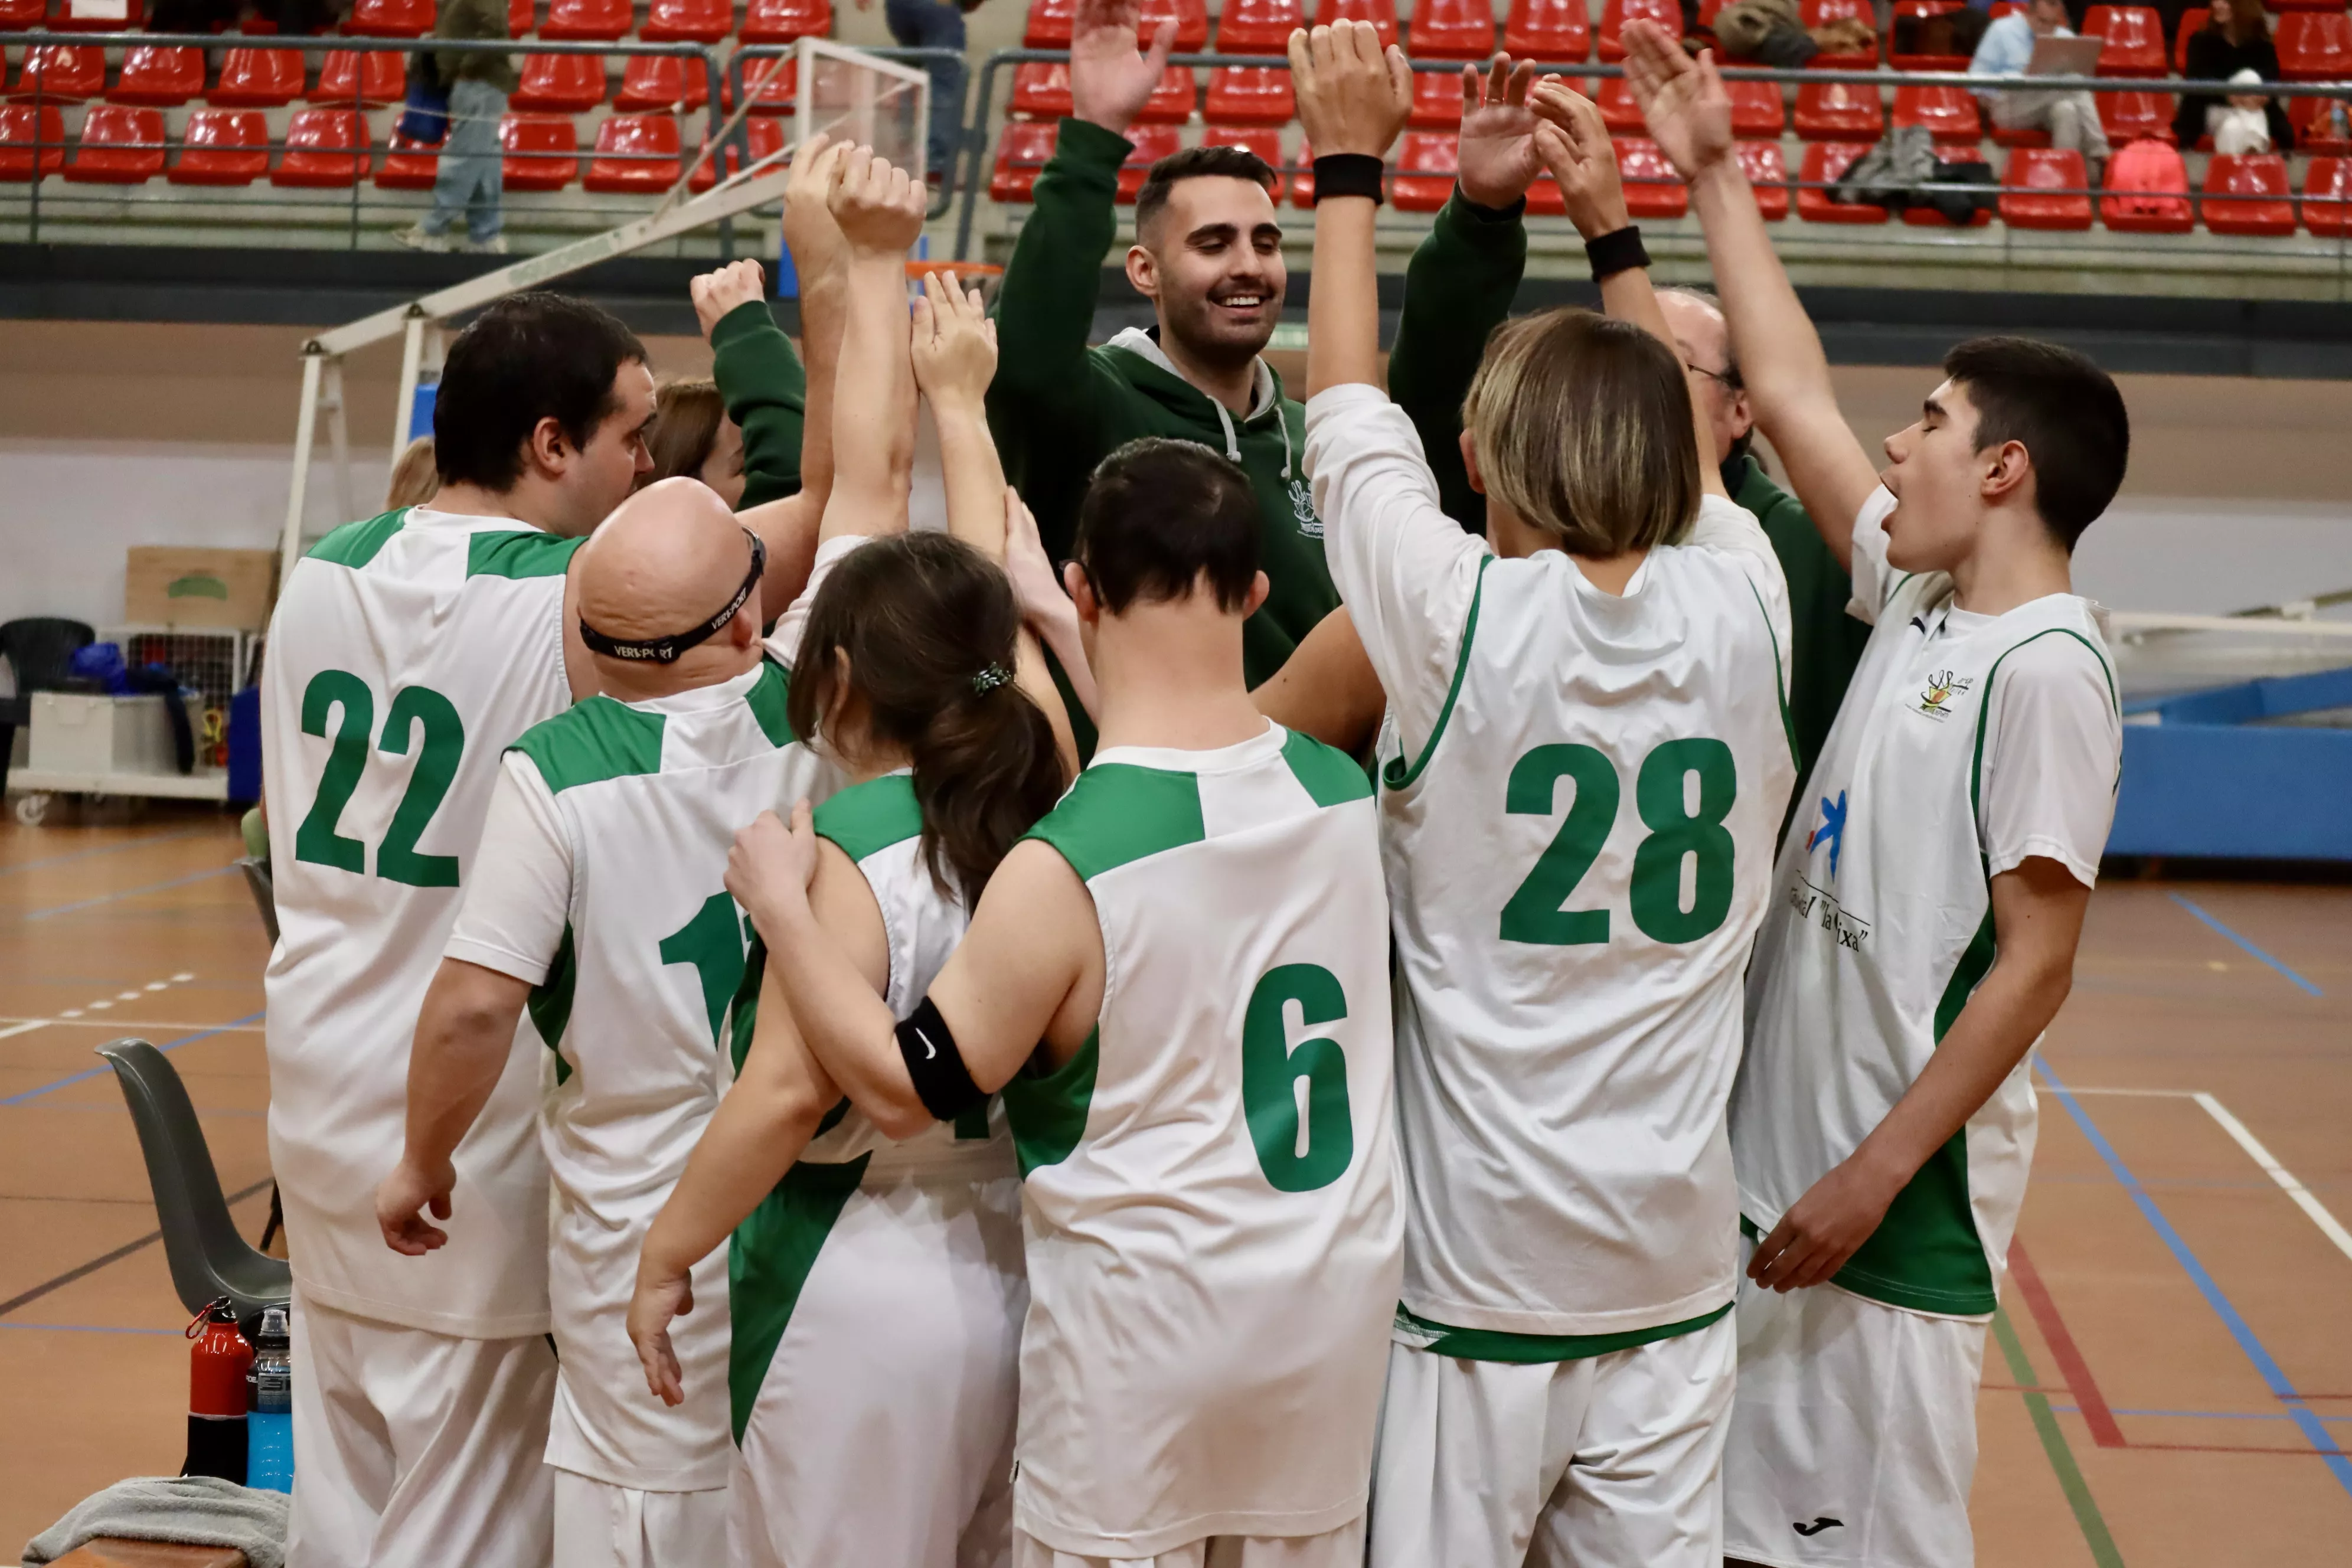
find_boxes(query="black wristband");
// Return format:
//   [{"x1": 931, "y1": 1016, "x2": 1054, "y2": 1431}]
[
  {"x1": 896, "y1": 995, "x2": 988, "y2": 1124},
  {"x1": 1585, "y1": 224, "x2": 1650, "y2": 282},
  {"x1": 1455, "y1": 188, "x2": 1528, "y2": 223},
  {"x1": 1312, "y1": 152, "x2": 1386, "y2": 205}
]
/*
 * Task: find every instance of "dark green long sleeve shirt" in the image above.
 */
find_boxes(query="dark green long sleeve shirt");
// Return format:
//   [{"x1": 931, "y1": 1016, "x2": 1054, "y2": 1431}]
[{"x1": 710, "y1": 300, "x2": 808, "y2": 508}]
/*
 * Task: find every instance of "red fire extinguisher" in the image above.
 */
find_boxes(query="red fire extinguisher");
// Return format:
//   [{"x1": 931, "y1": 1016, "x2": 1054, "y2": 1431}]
[{"x1": 184, "y1": 1295, "x2": 251, "y2": 1485}]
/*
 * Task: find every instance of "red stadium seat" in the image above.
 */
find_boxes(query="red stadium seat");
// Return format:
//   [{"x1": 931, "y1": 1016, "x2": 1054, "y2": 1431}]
[
  {"x1": 2099, "y1": 145, "x2": 2191, "y2": 230},
  {"x1": 1595, "y1": 76, "x2": 1644, "y2": 133},
  {"x1": 169, "y1": 108, "x2": 268, "y2": 185},
  {"x1": 1987, "y1": 1, "x2": 2021, "y2": 15},
  {"x1": 510, "y1": 0, "x2": 534, "y2": 33},
  {"x1": 374, "y1": 129, "x2": 439, "y2": 189},
  {"x1": 346, "y1": 0, "x2": 434, "y2": 35},
  {"x1": 991, "y1": 119, "x2": 1056, "y2": 200},
  {"x1": 1802, "y1": 0, "x2": 1879, "y2": 66},
  {"x1": 2098, "y1": 90, "x2": 2174, "y2": 144},
  {"x1": 1736, "y1": 138, "x2": 1789, "y2": 219},
  {"x1": 1011, "y1": 61, "x2": 1073, "y2": 119},
  {"x1": 1115, "y1": 123, "x2": 1183, "y2": 200},
  {"x1": 2201, "y1": 151, "x2": 2294, "y2": 234},
  {"x1": 311, "y1": 50, "x2": 407, "y2": 107},
  {"x1": 1501, "y1": 0, "x2": 1590, "y2": 61},
  {"x1": 1998, "y1": 146, "x2": 2092, "y2": 228},
  {"x1": 45, "y1": 0, "x2": 142, "y2": 30},
  {"x1": 741, "y1": 0, "x2": 833, "y2": 41},
  {"x1": 1901, "y1": 195, "x2": 1990, "y2": 225},
  {"x1": 1391, "y1": 129, "x2": 1454, "y2": 211},
  {"x1": 2289, "y1": 94, "x2": 2352, "y2": 155},
  {"x1": 586, "y1": 112, "x2": 682, "y2": 190},
  {"x1": 1893, "y1": 84, "x2": 1981, "y2": 142},
  {"x1": 500, "y1": 112, "x2": 579, "y2": 190},
  {"x1": 1890, "y1": 0, "x2": 1969, "y2": 71},
  {"x1": 109, "y1": 46, "x2": 205, "y2": 107},
  {"x1": 1023, "y1": 0, "x2": 1076, "y2": 47},
  {"x1": 2272, "y1": 0, "x2": 2343, "y2": 9},
  {"x1": 2082, "y1": 5, "x2": 2165, "y2": 75},
  {"x1": 642, "y1": 0, "x2": 733, "y2": 41},
  {"x1": 66, "y1": 103, "x2": 165, "y2": 184},
  {"x1": 2276, "y1": 12, "x2": 2352, "y2": 81},
  {"x1": 1696, "y1": 0, "x2": 1727, "y2": 32},
  {"x1": 1409, "y1": 0, "x2": 1495, "y2": 60},
  {"x1": 690, "y1": 112, "x2": 785, "y2": 190},
  {"x1": 0, "y1": 0, "x2": 44, "y2": 24},
  {"x1": 271, "y1": 107, "x2": 370, "y2": 188},
  {"x1": 1139, "y1": 0, "x2": 1210, "y2": 51},
  {"x1": 1208, "y1": 67, "x2": 1295, "y2": 126},
  {"x1": 1316, "y1": 0, "x2": 1399, "y2": 50},
  {"x1": 1135, "y1": 66, "x2": 1198, "y2": 123},
  {"x1": 1201, "y1": 121, "x2": 1284, "y2": 172},
  {"x1": 1598, "y1": 0, "x2": 1680, "y2": 63},
  {"x1": 210, "y1": 48, "x2": 306, "y2": 107},
  {"x1": 2304, "y1": 156, "x2": 2351, "y2": 237},
  {"x1": 14, "y1": 44, "x2": 105, "y2": 102},
  {"x1": 1615, "y1": 136, "x2": 1687, "y2": 216},
  {"x1": 512, "y1": 53, "x2": 607, "y2": 112},
  {"x1": 541, "y1": 0, "x2": 629, "y2": 39},
  {"x1": 727, "y1": 55, "x2": 797, "y2": 112},
  {"x1": 1407, "y1": 68, "x2": 1468, "y2": 128},
  {"x1": 1987, "y1": 117, "x2": 2049, "y2": 148},
  {"x1": 1727, "y1": 77, "x2": 1785, "y2": 136},
  {"x1": 0, "y1": 102, "x2": 62, "y2": 179},
  {"x1": 616, "y1": 54, "x2": 709, "y2": 110},
  {"x1": 1216, "y1": 0, "x2": 1303, "y2": 52},
  {"x1": 1291, "y1": 136, "x2": 1315, "y2": 204},
  {"x1": 1796, "y1": 141, "x2": 1889, "y2": 222},
  {"x1": 1794, "y1": 80, "x2": 1884, "y2": 140},
  {"x1": 1525, "y1": 169, "x2": 1566, "y2": 214},
  {"x1": 2171, "y1": 9, "x2": 2201, "y2": 71}
]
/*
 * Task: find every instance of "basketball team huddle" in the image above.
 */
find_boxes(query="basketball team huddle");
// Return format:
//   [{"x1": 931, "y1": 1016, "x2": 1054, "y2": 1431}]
[{"x1": 257, "y1": 4, "x2": 2131, "y2": 1567}]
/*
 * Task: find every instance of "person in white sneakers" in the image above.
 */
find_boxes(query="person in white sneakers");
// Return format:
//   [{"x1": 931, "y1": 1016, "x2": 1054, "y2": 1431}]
[{"x1": 1619, "y1": 22, "x2": 2128, "y2": 1567}]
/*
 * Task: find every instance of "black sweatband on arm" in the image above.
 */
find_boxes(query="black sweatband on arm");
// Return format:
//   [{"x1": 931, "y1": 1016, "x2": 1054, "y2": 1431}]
[
  {"x1": 896, "y1": 995, "x2": 988, "y2": 1124},
  {"x1": 1312, "y1": 152, "x2": 1386, "y2": 205},
  {"x1": 1585, "y1": 224, "x2": 1650, "y2": 283}
]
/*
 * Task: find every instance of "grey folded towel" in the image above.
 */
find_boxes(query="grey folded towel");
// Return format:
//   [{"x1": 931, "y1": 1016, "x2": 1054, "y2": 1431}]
[{"x1": 23, "y1": 1475, "x2": 289, "y2": 1568}]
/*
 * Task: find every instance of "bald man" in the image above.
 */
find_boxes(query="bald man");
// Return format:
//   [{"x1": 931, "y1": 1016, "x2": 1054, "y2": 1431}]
[{"x1": 376, "y1": 476, "x2": 837, "y2": 1568}]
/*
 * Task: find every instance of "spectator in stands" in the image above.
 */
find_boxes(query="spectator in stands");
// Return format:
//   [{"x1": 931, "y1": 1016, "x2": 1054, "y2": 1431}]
[
  {"x1": 1969, "y1": 0, "x2": 2111, "y2": 183},
  {"x1": 396, "y1": 0, "x2": 518, "y2": 255},
  {"x1": 1713, "y1": 0, "x2": 1879, "y2": 70},
  {"x1": 387, "y1": 435, "x2": 440, "y2": 508},
  {"x1": 864, "y1": 0, "x2": 979, "y2": 185},
  {"x1": 642, "y1": 378, "x2": 749, "y2": 505},
  {"x1": 2174, "y1": 0, "x2": 2293, "y2": 152}
]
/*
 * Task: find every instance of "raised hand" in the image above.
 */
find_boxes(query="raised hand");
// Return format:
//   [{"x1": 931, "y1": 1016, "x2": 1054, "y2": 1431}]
[
  {"x1": 1288, "y1": 21, "x2": 1415, "y2": 161},
  {"x1": 1529, "y1": 80, "x2": 1630, "y2": 240},
  {"x1": 1622, "y1": 19, "x2": 1733, "y2": 180},
  {"x1": 909, "y1": 270, "x2": 999, "y2": 411},
  {"x1": 1455, "y1": 56, "x2": 1546, "y2": 210},
  {"x1": 779, "y1": 133, "x2": 850, "y2": 287},
  {"x1": 690, "y1": 259, "x2": 767, "y2": 339},
  {"x1": 626, "y1": 1257, "x2": 694, "y2": 1407},
  {"x1": 1069, "y1": 0, "x2": 1178, "y2": 138},
  {"x1": 827, "y1": 146, "x2": 927, "y2": 259}
]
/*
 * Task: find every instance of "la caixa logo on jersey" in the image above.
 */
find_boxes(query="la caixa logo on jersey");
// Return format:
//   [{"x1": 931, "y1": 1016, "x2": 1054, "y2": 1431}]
[{"x1": 1788, "y1": 790, "x2": 1871, "y2": 953}]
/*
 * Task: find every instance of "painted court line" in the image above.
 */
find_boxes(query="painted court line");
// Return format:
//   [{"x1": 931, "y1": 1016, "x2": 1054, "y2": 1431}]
[
  {"x1": 0, "y1": 1018, "x2": 264, "y2": 1037},
  {"x1": 0, "y1": 827, "x2": 211, "y2": 878},
  {"x1": 2168, "y1": 893, "x2": 2324, "y2": 997},
  {"x1": 18, "y1": 864, "x2": 234, "y2": 923},
  {"x1": 0, "y1": 1012, "x2": 265, "y2": 1108},
  {"x1": 2007, "y1": 1241, "x2": 2126, "y2": 1448},
  {"x1": 0, "y1": 1021, "x2": 45, "y2": 1043},
  {"x1": 2038, "y1": 1060, "x2": 2352, "y2": 1501},
  {"x1": 1990, "y1": 1305, "x2": 2125, "y2": 1568},
  {"x1": 0, "y1": 1177, "x2": 274, "y2": 1320}
]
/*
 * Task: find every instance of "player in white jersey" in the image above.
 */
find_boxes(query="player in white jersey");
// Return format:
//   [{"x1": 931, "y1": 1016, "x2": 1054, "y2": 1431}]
[
  {"x1": 1619, "y1": 24, "x2": 2129, "y2": 1567},
  {"x1": 731, "y1": 435, "x2": 1403, "y2": 1568},
  {"x1": 275, "y1": 141, "x2": 853, "y2": 1567},
  {"x1": 1283, "y1": 31, "x2": 1794, "y2": 1566}
]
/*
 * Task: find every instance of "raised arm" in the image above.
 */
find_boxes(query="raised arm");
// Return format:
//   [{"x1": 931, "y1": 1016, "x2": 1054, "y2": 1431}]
[
  {"x1": 910, "y1": 270, "x2": 1009, "y2": 557},
  {"x1": 1252, "y1": 605, "x2": 1386, "y2": 756},
  {"x1": 1296, "y1": 21, "x2": 1415, "y2": 398},
  {"x1": 818, "y1": 149, "x2": 927, "y2": 545},
  {"x1": 1622, "y1": 22, "x2": 1880, "y2": 566}
]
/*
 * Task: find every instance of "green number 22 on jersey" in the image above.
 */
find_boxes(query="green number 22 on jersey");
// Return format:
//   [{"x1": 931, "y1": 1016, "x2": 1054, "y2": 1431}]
[
  {"x1": 1500, "y1": 738, "x2": 1738, "y2": 947},
  {"x1": 291, "y1": 668, "x2": 465, "y2": 888}
]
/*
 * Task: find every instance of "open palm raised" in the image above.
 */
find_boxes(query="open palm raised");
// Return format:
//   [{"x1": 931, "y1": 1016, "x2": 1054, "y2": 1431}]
[
  {"x1": 1620, "y1": 18, "x2": 1734, "y2": 180},
  {"x1": 1069, "y1": 0, "x2": 1179, "y2": 136}
]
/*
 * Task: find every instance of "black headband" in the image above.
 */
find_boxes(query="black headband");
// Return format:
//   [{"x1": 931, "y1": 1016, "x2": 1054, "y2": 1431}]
[{"x1": 579, "y1": 527, "x2": 765, "y2": 665}]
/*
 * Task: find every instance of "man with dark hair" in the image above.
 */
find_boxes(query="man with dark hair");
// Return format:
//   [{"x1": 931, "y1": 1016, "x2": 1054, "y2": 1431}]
[
  {"x1": 262, "y1": 283, "x2": 831, "y2": 1568},
  {"x1": 1622, "y1": 27, "x2": 2126, "y2": 1568},
  {"x1": 736, "y1": 430, "x2": 1403, "y2": 1568}
]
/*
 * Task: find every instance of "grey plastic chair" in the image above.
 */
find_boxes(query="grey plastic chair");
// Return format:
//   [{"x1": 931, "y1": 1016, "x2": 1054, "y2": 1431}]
[
  {"x1": 235, "y1": 855, "x2": 279, "y2": 945},
  {"x1": 98, "y1": 1038, "x2": 290, "y2": 1324}
]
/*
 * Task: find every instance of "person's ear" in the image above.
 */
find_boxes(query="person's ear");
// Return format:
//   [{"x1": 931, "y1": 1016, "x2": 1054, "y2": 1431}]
[
  {"x1": 1727, "y1": 388, "x2": 1756, "y2": 443},
  {"x1": 1064, "y1": 560, "x2": 1101, "y2": 627},
  {"x1": 527, "y1": 416, "x2": 572, "y2": 480},
  {"x1": 1459, "y1": 430, "x2": 1487, "y2": 495},
  {"x1": 1981, "y1": 439, "x2": 2033, "y2": 505},
  {"x1": 1242, "y1": 570, "x2": 1272, "y2": 619},
  {"x1": 1124, "y1": 241, "x2": 1159, "y2": 303}
]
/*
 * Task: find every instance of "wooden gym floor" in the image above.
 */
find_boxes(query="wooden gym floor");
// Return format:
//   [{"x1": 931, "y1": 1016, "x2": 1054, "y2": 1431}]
[{"x1": 0, "y1": 804, "x2": 2346, "y2": 1564}]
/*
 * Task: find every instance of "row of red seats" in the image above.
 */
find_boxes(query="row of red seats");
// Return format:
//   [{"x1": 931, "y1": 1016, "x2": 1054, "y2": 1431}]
[
  {"x1": 0, "y1": 0, "x2": 830, "y2": 39},
  {"x1": 984, "y1": 117, "x2": 2352, "y2": 236},
  {"x1": 0, "y1": 96, "x2": 765, "y2": 188}
]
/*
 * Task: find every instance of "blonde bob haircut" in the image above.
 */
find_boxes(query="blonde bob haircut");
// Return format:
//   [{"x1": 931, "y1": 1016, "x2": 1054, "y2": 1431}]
[{"x1": 1461, "y1": 308, "x2": 1702, "y2": 558}]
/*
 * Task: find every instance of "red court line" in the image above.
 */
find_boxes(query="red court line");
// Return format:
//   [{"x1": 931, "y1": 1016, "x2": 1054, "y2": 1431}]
[{"x1": 2008, "y1": 1239, "x2": 2128, "y2": 1449}]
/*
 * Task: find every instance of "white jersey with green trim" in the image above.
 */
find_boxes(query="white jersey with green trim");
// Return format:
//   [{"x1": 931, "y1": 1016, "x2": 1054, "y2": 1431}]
[
  {"x1": 999, "y1": 722, "x2": 1403, "y2": 1559},
  {"x1": 261, "y1": 505, "x2": 583, "y2": 1338},
  {"x1": 1303, "y1": 383, "x2": 1798, "y2": 1340},
  {"x1": 1734, "y1": 486, "x2": 2121, "y2": 1320},
  {"x1": 456, "y1": 655, "x2": 835, "y2": 1490}
]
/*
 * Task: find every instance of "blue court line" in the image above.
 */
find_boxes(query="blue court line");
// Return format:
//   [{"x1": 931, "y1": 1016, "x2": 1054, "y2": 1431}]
[
  {"x1": 0, "y1": 1322, "x2": 181, "y2": 1336},
  {"x1": 0, "y1": 827, "x2": 211, "y2": 878},
  {"x1": 2169, "y1": 893, "x2": 2325, "y2": 997},
  {"x1": 17, "y1": 864, "x2": 234, "y2": 923},
  {"x1": 0, "y1": 1012, "x2": 265, "y2": 1107},
  {"x1": 2039, "y1": 1059, "x2": 2352, "y2": 1500}
]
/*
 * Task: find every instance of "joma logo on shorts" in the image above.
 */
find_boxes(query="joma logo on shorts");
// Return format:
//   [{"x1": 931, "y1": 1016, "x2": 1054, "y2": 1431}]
[{"x1": 1793, "y1": 1516, "x2": 1845, "y2": 1537}]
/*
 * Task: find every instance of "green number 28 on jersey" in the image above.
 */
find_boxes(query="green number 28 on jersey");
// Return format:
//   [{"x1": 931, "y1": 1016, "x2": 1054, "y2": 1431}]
[
  {"x1": 291, "y1": 668, "x2": 466, "y2": 888},
  {"x1": 1500, "y1": 738, "x2": 1738, "y2": 948}
]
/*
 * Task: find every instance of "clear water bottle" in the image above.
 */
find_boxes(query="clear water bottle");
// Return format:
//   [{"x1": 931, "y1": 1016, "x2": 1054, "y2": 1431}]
[{"x1": 246, "y1": 1304, "x2": 293, "y2": 1493}]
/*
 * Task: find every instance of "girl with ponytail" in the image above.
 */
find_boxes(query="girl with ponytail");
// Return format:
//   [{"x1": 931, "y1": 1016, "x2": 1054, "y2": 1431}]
[{"x1": 629, "y1": 145, "x2": 1077, "y2": 1568}]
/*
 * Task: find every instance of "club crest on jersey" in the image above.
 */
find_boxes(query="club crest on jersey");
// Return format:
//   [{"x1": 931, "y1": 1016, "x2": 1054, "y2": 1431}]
[
  {"x1": 1290, "y1": 478, "x2": 1324, "y2": 538},
  {"x1": 1915, "y1": 669, "x2": 1974, "y2": 721}
]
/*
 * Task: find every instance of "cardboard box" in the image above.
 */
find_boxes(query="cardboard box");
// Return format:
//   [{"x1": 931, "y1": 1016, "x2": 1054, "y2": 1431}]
[
  {"x1": 28, "y1": 692, "x2": 177, "y2": 777},
  {"x1": 124, "y1": 547, "x2": 278, "y2": 630}
]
